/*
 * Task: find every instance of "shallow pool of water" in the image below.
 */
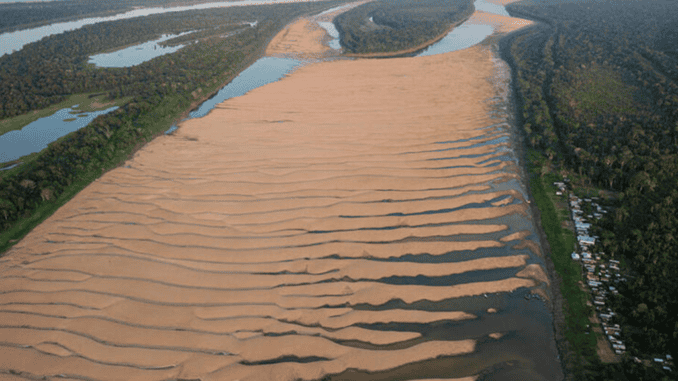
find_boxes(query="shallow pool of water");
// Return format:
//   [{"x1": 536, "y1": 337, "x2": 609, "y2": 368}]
[
  {"x1": 0, "y1": 106, "x2": 118, "y2": 163},
  {"x1": 88, "y1": 31, "x2": 194, "y2": 68}
]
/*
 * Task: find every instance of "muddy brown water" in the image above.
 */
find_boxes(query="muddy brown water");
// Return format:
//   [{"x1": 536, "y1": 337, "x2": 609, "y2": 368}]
[{"x1": 0, "y1": 3, "x2": 563, "y2": 381}]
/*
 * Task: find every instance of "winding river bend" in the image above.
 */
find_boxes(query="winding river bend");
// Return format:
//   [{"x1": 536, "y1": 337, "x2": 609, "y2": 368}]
[{"x1": 0, "y1": 1, "x2": 563, "y2": 380}]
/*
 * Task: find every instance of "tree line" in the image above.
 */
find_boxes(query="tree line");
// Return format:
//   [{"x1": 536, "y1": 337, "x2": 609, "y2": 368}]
[
  {"x1": 502, "y1": 0, "x2": 678, "y2": 379},
  {"x1": 334, "y1": 0, "x2": 474, "y2": 55}
]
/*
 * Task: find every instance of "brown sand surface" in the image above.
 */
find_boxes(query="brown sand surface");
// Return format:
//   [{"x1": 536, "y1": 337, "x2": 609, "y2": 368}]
[
  {"x1": 0, "y1": 7, "x2": 548, "y2": 381},
  {"x1": 500, "y1": 229, "x2": 531, "y2": 242},
  {"x1": 266, "y1": 18, "x2": 332, "y2": 58},
  {"x1": 266, "y1": 1, "x2": 368, "y2": 58},
  {"x1": 469, "y1": 11, "x2": 533, "y2": 35}
]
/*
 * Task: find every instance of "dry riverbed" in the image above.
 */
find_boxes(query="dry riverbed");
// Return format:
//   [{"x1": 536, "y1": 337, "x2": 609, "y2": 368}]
[{"x1": 0, "y1": 4, "x2": 560, "y2": 381}]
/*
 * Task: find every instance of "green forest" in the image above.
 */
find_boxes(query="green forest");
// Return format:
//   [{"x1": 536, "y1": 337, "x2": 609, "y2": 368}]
[
  {"x1": 502, "y1": 0, "x2": 678, "y2": 379},
  {"x1": 334, "y1": 0, "x2": 474, "y2": 55},
  {"x1": 0, "y1": 0, "x2": 347, "y2": 252}
]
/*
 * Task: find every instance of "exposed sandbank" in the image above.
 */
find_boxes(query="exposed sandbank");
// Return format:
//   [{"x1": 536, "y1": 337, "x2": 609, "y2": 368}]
[
  {"x1": 266, "y1": 1, "x2": 369, "y2": 59},
  {"x1": 0, "y1": 5, "x2": 547, "y2": 380}
]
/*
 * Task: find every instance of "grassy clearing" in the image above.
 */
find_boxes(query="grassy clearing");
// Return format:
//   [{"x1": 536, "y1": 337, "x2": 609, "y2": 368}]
[
  {"x1": 527, "y1": 150, "x2": 599, "y2": 377},
  {"x1": 0, "y1": 93, "x2": 130, "y2": 136},
  {"x1": 554, "y1": 65, "x2": 637, "y2": 121}
]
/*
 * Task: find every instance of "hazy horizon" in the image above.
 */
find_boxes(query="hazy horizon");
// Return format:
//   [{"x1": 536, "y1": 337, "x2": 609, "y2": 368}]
[{"x1": 0, "y1": 0, "x2": 62, "y2": 3}]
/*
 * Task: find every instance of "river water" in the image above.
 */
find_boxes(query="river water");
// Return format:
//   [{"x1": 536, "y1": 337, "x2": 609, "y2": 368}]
[
  {"x1": 165, "y1": 56, "x2": 304, "y2": 134},
  {"x1": 0, "y1": 0, "x2": 329, "y2": 57},
  {"x1": 1, "y1": 0, "x2": 508, "y2": 160},
  {"x1": 0, "y1": 1, "x2": 562, "y2": 379},
  {"x1": 167, "y1": 0, "x2": 514, "y2": 132}
]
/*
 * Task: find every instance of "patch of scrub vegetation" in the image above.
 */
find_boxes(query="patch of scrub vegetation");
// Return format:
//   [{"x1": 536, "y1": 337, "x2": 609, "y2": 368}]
[
  {"x1": 0, "y1": 93, "x2": 130, "y2": 137},
  {"x1": 334, "y1": 0, "x2": 474, "y2": 56}
]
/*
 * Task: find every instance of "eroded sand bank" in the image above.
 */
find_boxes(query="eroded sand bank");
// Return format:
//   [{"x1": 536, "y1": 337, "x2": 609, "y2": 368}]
[{"x1": 0, "y1": 5, "x2": 555, "y2": 381}]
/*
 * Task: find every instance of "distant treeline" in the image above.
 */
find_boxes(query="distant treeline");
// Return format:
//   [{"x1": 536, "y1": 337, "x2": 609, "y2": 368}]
[
  {"x1": 502, "y1": 0, "x2": 678, "y2": 379},
  {"x1": 334, "y1": 0, "x2": 474, "y2": 55},
  {"x1": 0, "y1": 0, "x2": 346, "y2": 250}
]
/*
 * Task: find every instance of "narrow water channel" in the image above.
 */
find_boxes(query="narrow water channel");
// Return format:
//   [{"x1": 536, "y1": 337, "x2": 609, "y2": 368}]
[{"x1": 88, "y1": 31, "x2": 195, "y2": 68}]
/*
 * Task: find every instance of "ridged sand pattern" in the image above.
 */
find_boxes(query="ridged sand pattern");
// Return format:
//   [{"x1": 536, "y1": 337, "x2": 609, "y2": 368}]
[{"x1": 0, "y1": 10, "x2": 558, "y2": 381}]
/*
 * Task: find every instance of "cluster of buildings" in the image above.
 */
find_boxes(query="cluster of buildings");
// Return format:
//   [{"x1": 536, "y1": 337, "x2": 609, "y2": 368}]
[
  {"x1": 555, "y1": 180, "x2": 674, "y2": 372},
  {"x1": 648, "y1": 355, "x2": 674, "y2": 373},
  {"x1": 565, "y1": 189, "x2": 628, "y2": 355}
]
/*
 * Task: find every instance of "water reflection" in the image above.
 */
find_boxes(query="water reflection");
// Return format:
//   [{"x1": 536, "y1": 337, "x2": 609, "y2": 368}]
[{"x1": 0, "y1": 106, "x2": 118, "y2": 163}]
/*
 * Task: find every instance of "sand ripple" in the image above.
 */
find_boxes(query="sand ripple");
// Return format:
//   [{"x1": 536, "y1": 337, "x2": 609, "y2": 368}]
[{"x1": 0, "y1": 13, "x2": 549, "y2": 381}]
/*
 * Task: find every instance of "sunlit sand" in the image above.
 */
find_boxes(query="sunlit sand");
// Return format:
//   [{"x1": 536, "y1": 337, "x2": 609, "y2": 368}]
[{"x1": 0, "y1": 3, "x2": 550, "y2": 380}]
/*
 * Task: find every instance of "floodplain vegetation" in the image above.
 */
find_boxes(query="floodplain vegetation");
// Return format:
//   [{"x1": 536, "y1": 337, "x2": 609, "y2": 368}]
[
  {"x1": 334, "y1": 0, "x2": 474, "y2": 55},
  {"x1": 0, "y1": 0, "x2": 347, "y2": 252},
  {"x1": 0, "y1": 0, "x2": 236, "y2": 33},
  {"x1": 501, "y1": 0, "x2": 678, "y2": 379}
]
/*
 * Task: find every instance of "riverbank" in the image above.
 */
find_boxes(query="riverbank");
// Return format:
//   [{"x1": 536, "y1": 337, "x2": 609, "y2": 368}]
[
  {"x1": 343, "y1": 15, "x2": 473, "y2": 58},
  {"x1": 497, "y1": 20, "x2": 597, "y2": 379},
  {"x1": 335, "y1": 0, "x2": 475, "y2": 57},
  {"x1": 266, "y1": 1, "x2": 368, "y2": 58},
  {"x1": 0, "y1": 29, "x2": 561, "y2": 381}
]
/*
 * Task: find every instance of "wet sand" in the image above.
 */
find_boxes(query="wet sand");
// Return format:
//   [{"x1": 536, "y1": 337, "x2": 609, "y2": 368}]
[{"x1": 0, "y1": 4, "x2": 558, "y2": 381}]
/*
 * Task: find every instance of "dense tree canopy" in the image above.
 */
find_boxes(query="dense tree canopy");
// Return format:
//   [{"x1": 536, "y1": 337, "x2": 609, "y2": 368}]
[
  {"x1": 503, "y1": 0, "x2": 678, "y2": 377},
  {"x1": 334, "y1": 0, "x2": 474, "y2": 55}
]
